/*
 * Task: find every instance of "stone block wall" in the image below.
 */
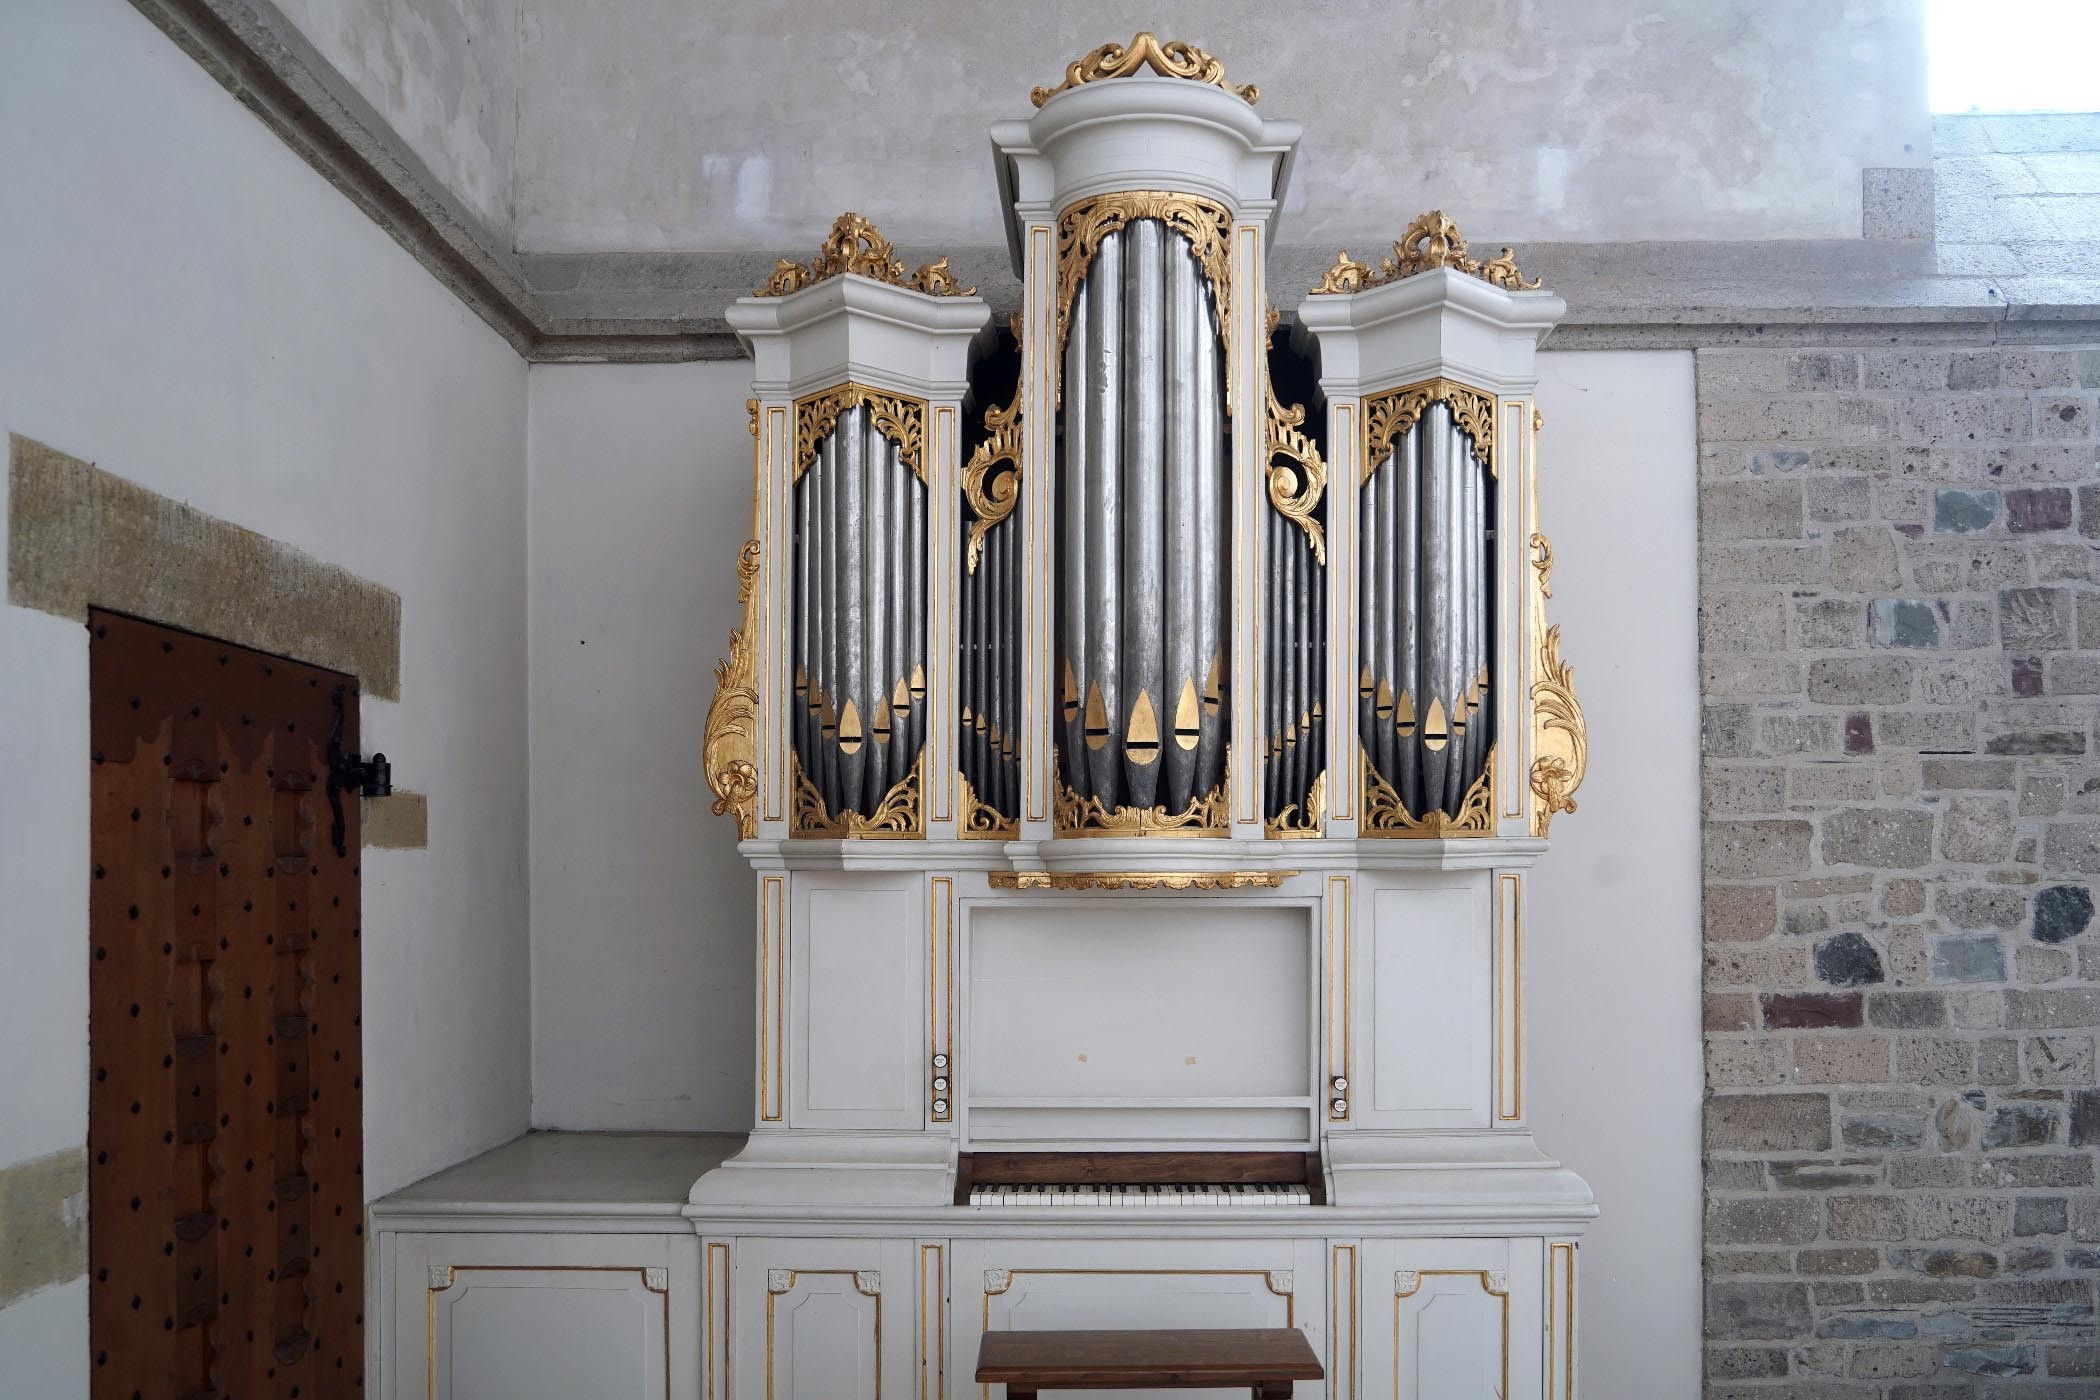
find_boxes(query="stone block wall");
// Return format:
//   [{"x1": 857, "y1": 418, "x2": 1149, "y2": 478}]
[{"x1": 1699, "y1": 345, "x2": 2100, "y2": 1392}]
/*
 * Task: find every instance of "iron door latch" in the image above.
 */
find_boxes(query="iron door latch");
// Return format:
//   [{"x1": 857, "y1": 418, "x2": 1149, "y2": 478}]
[{"x1": 327, "y1": 684, "x2": 391, "y2": 857}]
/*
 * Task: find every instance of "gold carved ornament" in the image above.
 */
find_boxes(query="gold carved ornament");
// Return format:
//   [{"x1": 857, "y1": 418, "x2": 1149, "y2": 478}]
[
  {"x1": 958, "y1": 772, "x2": 1017, "y2": 840},
  {"x1": 987, "y1": 870, "x2": 1293, "y2": 891},
  {"x1": 1310, "y1": 210, "x2": 1540, "y2": 296},
  {"x1": 1527, "y1": 532, "x2": 1587, "y2": 837},
  {"x1": 1055, "y1": 192, "x2": 1235, "y2": 407},
  {"x1": 794, "y1": 384, "x2": 927, "y2": 485},
  {"x1": 1267, "y1": 770, "x2": 1327, "y2": 839},
  {"x1": 791, "y1": 749, "x2": 925, "y2": 838},
  {"x1": 1361, "y1": 745, "x2": 1497, "y2": 837},
  {"x1": 756, "y1": 211, "x2": 975, "y2": 298},
  {"x1": 961, "y1": 394, "x2": 1022, "y2": 575},
  {"x1": 1031, "y1": 32, "x2": 1258, "y2": 107},
  {"x1": 1264, "y1": 312, "x2": 1327, "y2": 565},
  {"x1": 1052, "y1": 745, "x2": 1231, "y2": 837},
  {"x1": 702, "y1": 538, "x2": 763, "y2": 840},
  {"x1": 1362, "y1": 377, "x2": 1497, "y2": 484}
]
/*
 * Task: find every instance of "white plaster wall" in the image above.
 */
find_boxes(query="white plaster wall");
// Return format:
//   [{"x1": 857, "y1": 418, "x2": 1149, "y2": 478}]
[
  {"x1": 525, "y1": 363, "x2": 756, "y2": 1128},
  {"x1": 513, "y1": 0, "x2": 1930, "y2": 251},
  {"x1": 1528, "y1": 351, "x2": 1704, "y2": 1399},
  {"x1": 274, "y1": 0, "x2": 519, "y2": 233},
  {"x1": 521, "y1": 351, "x2": 1704, "y2": 1385},
  {"x1": 0, "y1": 0, "x2": 531, "y2": 1375}
]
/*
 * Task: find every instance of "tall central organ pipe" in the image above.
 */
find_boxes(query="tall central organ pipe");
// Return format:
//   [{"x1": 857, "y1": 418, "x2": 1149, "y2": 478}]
[{"x1": 1057, "y1": 220, "x2": 1229, "y2": 821}]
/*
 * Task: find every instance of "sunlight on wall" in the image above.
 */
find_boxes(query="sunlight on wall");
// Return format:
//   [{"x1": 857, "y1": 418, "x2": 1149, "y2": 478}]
[{"x1": 1929, "y1": 0, "x2": 2100, "y2": 113}]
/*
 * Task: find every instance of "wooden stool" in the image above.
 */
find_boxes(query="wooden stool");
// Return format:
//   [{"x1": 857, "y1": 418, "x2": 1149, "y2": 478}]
[{"x1": 975, "y1": 1327, "x2": 1324, "y2": 1398}]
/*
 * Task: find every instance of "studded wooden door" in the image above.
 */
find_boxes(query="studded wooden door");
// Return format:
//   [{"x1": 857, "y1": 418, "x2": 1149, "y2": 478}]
[{"x1": 89, "y1": 609, "x2": 364, "y2": 1399}]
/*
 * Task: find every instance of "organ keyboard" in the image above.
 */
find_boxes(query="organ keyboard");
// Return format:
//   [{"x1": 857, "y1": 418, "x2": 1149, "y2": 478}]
[{"x1": 955, "y1": 1153, "x2": 1327, "y2": 1208}]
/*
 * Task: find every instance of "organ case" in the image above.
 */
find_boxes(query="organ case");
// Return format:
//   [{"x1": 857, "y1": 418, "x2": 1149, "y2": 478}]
[{"x1": 697, "y1": 33, "x2": 1594, "y2": 1400}]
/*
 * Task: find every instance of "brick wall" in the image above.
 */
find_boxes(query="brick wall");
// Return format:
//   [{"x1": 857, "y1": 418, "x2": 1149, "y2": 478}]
[{"x1": 1699, "y1": 345, "x2": 2100, "y2": 1392}]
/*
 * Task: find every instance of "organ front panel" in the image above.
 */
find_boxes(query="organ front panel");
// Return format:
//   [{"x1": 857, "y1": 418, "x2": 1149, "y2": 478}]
[{"x1": 695, "y1": 33, "x2": 1597, "y2": 1399}]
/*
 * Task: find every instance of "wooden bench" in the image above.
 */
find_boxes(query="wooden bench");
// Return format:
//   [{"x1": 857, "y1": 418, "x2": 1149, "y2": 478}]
[{"x1": 975, "y1": 1327, "x2": 1325, "y2": 1397}]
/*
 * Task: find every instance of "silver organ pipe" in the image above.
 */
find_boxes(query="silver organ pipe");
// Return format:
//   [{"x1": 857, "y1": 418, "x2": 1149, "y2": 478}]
[
  {"x1": 1263, "y1": 329, "x2": 1328, "y2": 831},
  {"x1": 1058, "y1": 220, "x2": 1229, "y2": 825},
  {"x1": 1359, "y1": 400, "x2": 1494, "y2": 821},
  {"x1": 792, "y1": 405, "x2": 928, "y2": 823},
  {"x1": 960, "y1": 371, "x2": 1022, "y2": 832}
]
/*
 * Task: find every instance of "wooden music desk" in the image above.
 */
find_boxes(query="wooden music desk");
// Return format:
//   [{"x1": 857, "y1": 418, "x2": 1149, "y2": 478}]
[{"x1": 975, "y1": 1327, "x2": 1325, "y2": 1397}]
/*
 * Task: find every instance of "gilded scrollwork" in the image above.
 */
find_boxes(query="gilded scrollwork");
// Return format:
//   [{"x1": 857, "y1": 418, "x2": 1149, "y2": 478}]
[
  {"x1": 1527, "y1": 528, "x2": 1586, "y2": 837},
  {"x1": 792, "y1": 750, "x2": 925, "y2": 839},
  {"x1": 1055, "y1": 192, "x2": 1235, "y2": 383},
  {"x1": 702, "y1": 538, "x2": 762, "y2": 840},
  {"x1": 1310, "y1": 251, "x2": 1373, "y2": 296},
  {"x1": 1265, "y1": 313, "x2": 1327, "y2": 564},
  {"x1": 1362, "y1": 377, "x2": 1498, "y2": 482},
  {"x1": 1031, "y1": 32, "x2": 1258, "y2": 107},
  {"x1": 962, "y1": 393, "x2": 1022, "y2": 574},
  {"x1": 1266, "y1": 770, "x2": 1327, "y2": 839},
  {"x1": 1310, "y1": 210, "x2": 1540, "y2": 297},
  {"x1": 1054, "y1": 761, "x2": 1230, "y2": 837},
  {"x1": 795, "y1": 383, "x2": 927, "y2": 485},
  {"x1": 757, "y1": 211, "x2": 975, "y2": 299},
  {"x1": 1361, "y1": 744, "x2": 1496, "y2": 837},
  {"x1": 958, "y1": 772, "x2": 1018, "y2": 841}
]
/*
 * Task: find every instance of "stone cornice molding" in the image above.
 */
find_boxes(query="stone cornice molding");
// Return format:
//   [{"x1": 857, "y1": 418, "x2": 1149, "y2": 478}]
[{"x1": 136, "y1": 0, "x2": 2100, "y2": 363}]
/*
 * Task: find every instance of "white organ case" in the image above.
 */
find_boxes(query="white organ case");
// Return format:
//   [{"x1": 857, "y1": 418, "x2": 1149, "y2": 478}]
[{"x1": 687, "y1": 32, "x2": 1595, "y2": 1400}]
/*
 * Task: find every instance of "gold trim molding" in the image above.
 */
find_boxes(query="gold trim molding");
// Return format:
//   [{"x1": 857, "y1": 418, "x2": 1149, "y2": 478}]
[
  {"x1": 986, "y1": 869, "x2": 1294, "y2": 891},
  {"x1": 757, "y1": 211, "x2": 974, "y2": 298},
  {"x1": 1362, "y1": 377, "x2": 1497, "y2": 482},
  {"x1": 1361, "y1": 743, "x2": 1496, "y2": 837},
  {"x1": 702, "y1": 537, "x2": 762, "y2": 839},
  {"x1": 1311, "y1": 209, "x2": 1539, "y2": 296},
  {"x1": 795, "y1": 383, "x2": 928, "y2": 485},
  {"x1": 792, "y1": 749, "x2": 926, "y2": 838},
  {"x1": 1031, "y1": 32, "x2": 1258, "y2": 107},
  {"x1": 962, "y1": 393, "x2": 1022, "y2": 574},
  {"x1": 1056, "y1": 192, "x2": 1234, "y2": 392}
]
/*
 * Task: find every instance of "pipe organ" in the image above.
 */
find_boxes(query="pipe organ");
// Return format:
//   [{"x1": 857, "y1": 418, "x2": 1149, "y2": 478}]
[{"x1": 698, "y1": 33, "x2": 1594, "y2": 1399}]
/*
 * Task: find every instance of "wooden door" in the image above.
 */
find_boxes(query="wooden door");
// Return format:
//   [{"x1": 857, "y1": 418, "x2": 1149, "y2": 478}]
[{"x1": 89, "y1": 610, "x2": 365, "y2": 1399}]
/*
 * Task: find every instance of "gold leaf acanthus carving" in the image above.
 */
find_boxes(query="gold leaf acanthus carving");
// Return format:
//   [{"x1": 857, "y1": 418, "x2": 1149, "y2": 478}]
[
  {"x1": 1055, "y1": 192, "x2": 1234, "y2": 405},
  {"x1": 1310, "y1": 210, "x2": 1540, "y2": 297},
  {"x1": 962, "y1": 393, "x2": 1022, "y2": 575},
  {"x1": 1362, "y1": 378, "x2": 1498, "y2": 483},
  {"x1": 791, "y1": 749, "x2": 924, "y2": 839},
  {"x1": 794, "y1": 383, "x2": 927, "y2": 485},
  {"x1": 702, "y1": 538, "x2": 763, "y2": 840},
  {"x1": 1266, "y1": 770, "x2": 1327, "y2": 839},
  {"x1": 1361, "y1": 744, "x2": 1497, "y2": 837},
  {"x1": 986, "y1": 870, "x2": 1293, "y2": 891},
  {"x1": 958, "y1": 773, "x2": 1017, "y2": 840},
  {"x1": 1053, "y1": 762, "x2": 1230, "y2": 837},
  {"x1": 1031, "y1": 32, "x2": 1258, "y2": 108},
  {"x1": 757, "y1": 211, "x2": 975, "y2": 299},
  {"x1": 1528, "y1": 531, "x2": 1587, "y2": 838},
  {"x1": 1264, "y1": 315, "x2": 1327, "y2": 564}
]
